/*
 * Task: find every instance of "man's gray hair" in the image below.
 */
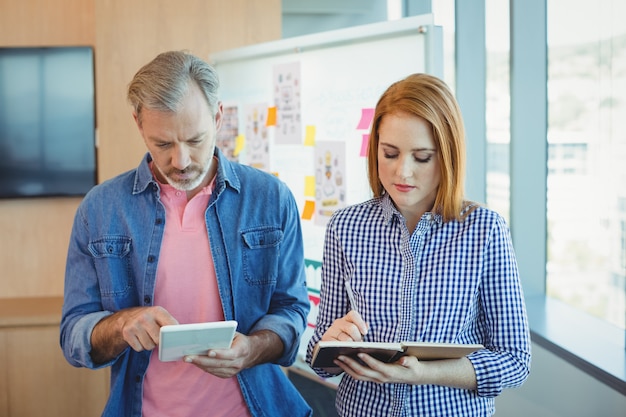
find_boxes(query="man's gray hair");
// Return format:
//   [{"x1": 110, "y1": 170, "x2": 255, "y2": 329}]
[{"x1": 127, "y1": 50, "x2": 220, "y2": 125}]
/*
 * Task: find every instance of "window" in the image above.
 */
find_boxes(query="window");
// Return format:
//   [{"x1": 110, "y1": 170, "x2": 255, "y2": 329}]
[
  {"x1": 409, "y1": 0, "x2": 624, "y2": 386},
  {"x1": 546, "y1": 0, "x2": 626, "y2": 330},
  {"x1": 485, "y1": 0, "x2": 510, "y2": 222}
]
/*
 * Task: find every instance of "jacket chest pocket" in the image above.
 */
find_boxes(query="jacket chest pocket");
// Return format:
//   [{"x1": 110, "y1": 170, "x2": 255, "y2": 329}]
[
  {"x1": 88, "y1": 236, "x2": 134, "y2": 296},
  {"x1": 241, "y1": 227, "x2": 282, "y2": 286}
]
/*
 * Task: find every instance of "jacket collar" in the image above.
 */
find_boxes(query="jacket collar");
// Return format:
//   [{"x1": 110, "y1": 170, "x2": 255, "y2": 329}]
[{"x1": 132, "y1": 148, "x2": 241, "y2": 196}]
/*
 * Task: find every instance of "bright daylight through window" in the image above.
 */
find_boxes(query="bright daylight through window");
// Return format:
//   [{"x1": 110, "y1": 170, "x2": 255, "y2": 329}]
[
  {"x1": 484, "y1": 0, "x2": 625, "y2": 331},
  {"x1": 546, "y1": 0, "x2": 625, "y2": 329}
]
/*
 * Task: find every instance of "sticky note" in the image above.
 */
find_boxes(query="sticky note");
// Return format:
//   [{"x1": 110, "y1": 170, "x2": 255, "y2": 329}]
[
  {"x1": 233, "y1": 134, "x2": 245, "y2": 156},
  {"x1": 360, "y1": 133, "x2": 370, "y2": 157},
  {"x1": 304, "y1": 176, "x2": 315, "y2": 197},
  {"x1": 356, "y1": 108, "x2": 375, "y2": 130},
  {"x1": 301, "y1": 200, "x2": 315, "y2": 220},
  {"x1": 266, "y1": 107, "x2": 277, "y2": 126},
  {"x1": 304, "y1": 125, "x2": 316, "y2": 146}
]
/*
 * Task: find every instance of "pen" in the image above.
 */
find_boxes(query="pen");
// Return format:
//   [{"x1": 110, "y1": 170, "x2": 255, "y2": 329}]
[
  {"x1": 345, "y1": 279, "x2": 368, "y2": 341},
  {"x1": 344, "y1": 279, "x2": 358, "y2": 314}
]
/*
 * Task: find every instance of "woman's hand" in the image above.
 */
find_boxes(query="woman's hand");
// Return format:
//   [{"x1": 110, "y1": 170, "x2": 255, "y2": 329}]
[
  {"x1": 333, "y1": 353, "x2": 422, "y2": 384},
  {"x1": 334, "y1": 353, "x2": 478, "y2": 390},
  {"x1": 321, "y1": 310, "x2": 369, "y2": 342}
]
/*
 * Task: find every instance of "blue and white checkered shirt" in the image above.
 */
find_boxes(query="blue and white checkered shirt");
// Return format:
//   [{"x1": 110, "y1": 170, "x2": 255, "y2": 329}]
[{"x1": 306, "y1": 194, "x2": 531, "y2": 417}]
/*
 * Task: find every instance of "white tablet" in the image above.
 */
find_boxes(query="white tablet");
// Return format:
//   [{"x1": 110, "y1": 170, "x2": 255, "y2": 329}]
[{"x1": 158, "y1": 320, "x2": 238, "y2": 362}]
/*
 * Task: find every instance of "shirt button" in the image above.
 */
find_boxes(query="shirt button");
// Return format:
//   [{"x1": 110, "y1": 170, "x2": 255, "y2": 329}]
[
  {"x1": 147, "y1": 255, "x2": 155, "y2": 263},
  {"x1": 155, "y1": 218, "x2": 163, "y2": 225},
  {"x1": 144, "y1": 296, "x2": 151, "y2": 305}
]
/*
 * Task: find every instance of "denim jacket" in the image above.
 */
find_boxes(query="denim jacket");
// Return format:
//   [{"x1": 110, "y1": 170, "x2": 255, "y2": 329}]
[{"x1": 60, "y1": 150, "x2": 312, "y2": 417}]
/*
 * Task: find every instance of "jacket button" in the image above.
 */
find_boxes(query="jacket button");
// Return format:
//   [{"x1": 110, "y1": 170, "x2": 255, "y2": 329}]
[
  {"x1": 147, "y1": 255, "x2": 155, "y2": 263},
  {"x1": 144, "y1": 296, "x2": 151, "y2": 305}
]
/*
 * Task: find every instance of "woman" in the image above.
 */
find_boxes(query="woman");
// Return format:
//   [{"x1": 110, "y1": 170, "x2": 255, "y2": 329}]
[{"x1": 306, "y1": 73, "x2": 531, "y2": 417}]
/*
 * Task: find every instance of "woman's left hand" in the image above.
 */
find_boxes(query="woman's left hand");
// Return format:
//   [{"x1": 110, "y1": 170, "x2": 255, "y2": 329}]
[{"x1": 334, "y1": 353, "x2": 423, "y2": 385}]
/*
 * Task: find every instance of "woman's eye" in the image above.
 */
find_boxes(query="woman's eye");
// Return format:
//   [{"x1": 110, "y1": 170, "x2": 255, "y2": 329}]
[
  {"x1": 383, "y1": 152, "x2": 398, "y2": 159},
  {"x1": 415, "y1": 155, "x2": 432, "y2": 163}
]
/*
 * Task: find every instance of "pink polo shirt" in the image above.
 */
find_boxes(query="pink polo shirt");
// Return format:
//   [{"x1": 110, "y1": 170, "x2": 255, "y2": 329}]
[{"x1": 142, "y1": 169, "x2": 250, "y2": 417}]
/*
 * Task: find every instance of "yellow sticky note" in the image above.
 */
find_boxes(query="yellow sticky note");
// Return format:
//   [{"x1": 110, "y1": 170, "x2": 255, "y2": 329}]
[
  {"x1": 301, "y1": 200, "x2": 315, "y2": 220},
  {"x1": 233, "y1": 134, "x2": 245, "y2": 156},
  {"x1": 304, "y1": 176, "x2": 315, "y2": 197},
  {"x1": 266, "y1": 107, "x2": 277, "y2": 126},
  {"x1": 304, "y1": 125, "x2": 316, "y2": 146}
]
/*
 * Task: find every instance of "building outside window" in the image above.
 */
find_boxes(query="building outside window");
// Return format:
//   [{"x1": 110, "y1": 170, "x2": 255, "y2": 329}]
[{"x1": 546, "y1": 0, "x2": 626, "y2": 329}]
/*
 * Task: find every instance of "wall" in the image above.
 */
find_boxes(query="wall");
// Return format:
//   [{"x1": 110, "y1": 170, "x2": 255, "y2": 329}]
[
  {"x1": 0, "y1": 2, "x2": 281, "y2": 415},
  {"x1": 0, "y1": 0, "x2": 282, "y2": 299},
  {"x1": 0, "y1": 0, "x2": 95, "y2": 299}
]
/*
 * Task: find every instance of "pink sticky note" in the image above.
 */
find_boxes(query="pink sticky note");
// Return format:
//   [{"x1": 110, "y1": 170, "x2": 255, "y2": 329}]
[
  {"x1": 360, "y1": 134, "x2": 370, "y2": 157},
  {"x1": 356, "y1": 108, "x2": 375, "y2": 130}
]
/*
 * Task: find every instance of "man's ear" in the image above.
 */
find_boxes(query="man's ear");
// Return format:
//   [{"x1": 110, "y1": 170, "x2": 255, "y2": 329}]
[
  {"x1": 132, "y1": 112, "x2": 143, "y2": 134},
  {"x1": 214, "y1": 102, "x2": 224, "y2": 131}
]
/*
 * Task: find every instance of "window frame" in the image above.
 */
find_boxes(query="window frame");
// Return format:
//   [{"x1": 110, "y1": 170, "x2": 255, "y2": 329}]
[{"x1": 453, "y1": 0, "x2": 625, "y2": 394}]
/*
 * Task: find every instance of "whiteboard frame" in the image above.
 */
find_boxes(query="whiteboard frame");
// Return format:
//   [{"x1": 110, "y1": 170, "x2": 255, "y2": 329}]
[
  {"x1": 210, "y1": 14, "x2": 442, "y2": 78},
  {"x1": 208, "y1": 14, "x2": 443, "y2": 263}
]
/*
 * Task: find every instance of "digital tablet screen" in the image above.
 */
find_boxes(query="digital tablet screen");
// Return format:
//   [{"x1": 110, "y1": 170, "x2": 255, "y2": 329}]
[{"x1": 158, "y1": 320, "x2": 238, "y2": 362}]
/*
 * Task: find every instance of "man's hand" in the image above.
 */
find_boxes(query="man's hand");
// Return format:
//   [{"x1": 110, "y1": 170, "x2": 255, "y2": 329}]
[
  {"x1": 90, "y1": 306, "x2": 178, "y2": 364},
  {"x1": 183, "y1": 330, "x2": 284, "y2": 378}
]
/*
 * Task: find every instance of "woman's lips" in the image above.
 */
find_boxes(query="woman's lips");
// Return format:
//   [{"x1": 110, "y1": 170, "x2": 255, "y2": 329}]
[{"x1": 394, "y1": 184, "x2": 414, "y2": 192}]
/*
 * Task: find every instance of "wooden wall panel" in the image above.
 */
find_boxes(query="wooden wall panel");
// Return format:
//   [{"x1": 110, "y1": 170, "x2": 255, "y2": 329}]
[
  {"x1": 0, "y1": 0, "x2": 95, "y2": 46},
  {"x1": 0, "y1": 0, "x2": 95, "y2": 298},
  {"x1": 0, "y1": 0, "x2": 281, "y2": 298},
  {"x1": 0, "y1": 2, "x2": 281, "y2": 415},
  {"x1": 5, "y1": 326, "x2": 109, "y2": 416},
  {"x1": 95, "y1": 0, "x2": 282, "y2": 181},
  {"x1": 0, "y1": 198, "x2": 80, "y2": 298},
  {"x1": 0, "y1": 331, "x2": 7, "y2": 416}
]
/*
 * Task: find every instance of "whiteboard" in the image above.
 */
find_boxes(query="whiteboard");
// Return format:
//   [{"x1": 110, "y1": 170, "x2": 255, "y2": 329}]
[{"x1": 210, "y1": 14, "x2": 443, "y2": 267}]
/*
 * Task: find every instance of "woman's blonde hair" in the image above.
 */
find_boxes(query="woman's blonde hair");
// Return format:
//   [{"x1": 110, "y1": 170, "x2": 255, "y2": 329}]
[{"x1": 367, "y1": 73, "x2": 471, "y2": 222}]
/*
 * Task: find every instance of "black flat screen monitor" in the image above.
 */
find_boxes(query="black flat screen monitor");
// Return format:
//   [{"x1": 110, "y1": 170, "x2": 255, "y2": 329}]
[{"x1": 0, "y1": 46, "x2": 96, "y2": 198}]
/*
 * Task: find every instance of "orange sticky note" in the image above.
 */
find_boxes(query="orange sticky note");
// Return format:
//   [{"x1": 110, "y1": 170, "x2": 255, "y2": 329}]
[
  {"x1": 301, "y1": 200, "x2": 315, "y2": 220},
  {"x1": 266, "y1": 107, "x2": 277, "y2": 126},
  {"x1": 357, "y1": 108, "x2": 375, "y2": 130},
  {"x1": 360, "y1": 133, "x2": 370, "y2": 157},
  {"x1": 304, "y1": 125, "x2": 316, "y2": 146}
]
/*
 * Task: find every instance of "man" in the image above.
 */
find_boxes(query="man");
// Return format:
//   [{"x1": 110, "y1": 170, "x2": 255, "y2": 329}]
[{"x1": 60, "y1": 50, "x2": 312, "y2": 417}]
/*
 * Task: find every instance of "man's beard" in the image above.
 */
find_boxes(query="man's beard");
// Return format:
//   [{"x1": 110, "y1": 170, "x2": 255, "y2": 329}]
[{"x1": 156, "y1": 161, "x2": 211, "y2": 192}]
